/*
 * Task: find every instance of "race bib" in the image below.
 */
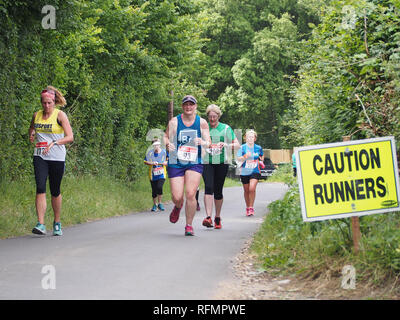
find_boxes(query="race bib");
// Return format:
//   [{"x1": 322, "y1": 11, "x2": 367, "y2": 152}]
[
  {"x1": 152, "y1": 166, "x2": 164, "y2": 176},
  {"x1": 177, "y1": 145, "x2": 198, "y2": 162},
  {"x1": 34, "y1": 141, "x2": 48, "y2": 156},
  {"x1": 206, "y1": 144, "x2": 222, "y2": 156},
  {"x1": 245, "y1": 159, "x2": 258, "y2": 169}
]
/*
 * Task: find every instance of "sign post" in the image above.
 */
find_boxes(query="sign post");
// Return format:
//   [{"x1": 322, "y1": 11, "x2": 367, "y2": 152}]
[
  {"x1": 342, "y1": 136, "x2": 361, "y2": 254},
  {"x1": 296, "y1": 136, "x2": 400, "y2": 229}
]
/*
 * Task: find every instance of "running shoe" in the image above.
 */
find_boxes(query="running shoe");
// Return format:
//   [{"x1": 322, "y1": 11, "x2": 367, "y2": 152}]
[
  {"x1": 151, "y1": 204, "x2": 158, "y2": 212},
  {"x1": 185, "y1": 225, "x2": 194, "y2": 236},
  {"x1": 202, "y1": 216, "x2": 213, "y2": 228},
  {"x1": 249, "y1": 207, "x2": 255, "y2": 216},
  {"x1": 158, "y1": 203, "x2": 165, "y2": 211},
  {"x1": 32, "y1": 223, "x2": 46, "y2": 235},
  {"x1": 245, "y1": 208, "x2": 251, "y2": 216},
  {"x1": 214, "y1": 217, "x2": 222, "y2": 229},
  {"x1": 169, "y1": 205, "x2": 181, "y2": 223},
  {"x1": 53, "y1": 221, "x2": 63, "y2": 236}
]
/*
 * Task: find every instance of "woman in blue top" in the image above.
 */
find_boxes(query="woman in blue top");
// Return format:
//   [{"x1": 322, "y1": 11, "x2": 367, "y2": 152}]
[
  {"x1": 144, "y1": 139, "x2": 168, "y2": 212},
  {"x1": 164, "y1": 95, "x2": 211, "y2": 236},
  {"x1": 236, "y1": 130, "x2": 264, "y2": 216}
]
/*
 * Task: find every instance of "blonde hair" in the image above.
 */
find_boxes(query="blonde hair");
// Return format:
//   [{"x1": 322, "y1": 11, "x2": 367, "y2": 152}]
[
  {"x1": 245, "y1": 129, "x2": 257, "y2": 140},
  {"x1": 206, "y1": 104, "x2": 222, "y2": 119},
  {"x1": 43, "y1": 85, "x2": 67, "y2": 107}
]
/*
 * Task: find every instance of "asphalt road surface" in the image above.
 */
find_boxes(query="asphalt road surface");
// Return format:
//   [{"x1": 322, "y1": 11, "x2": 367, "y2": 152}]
[{"x1": 0, "y1": 182, "x2": 287, "y2": 300}]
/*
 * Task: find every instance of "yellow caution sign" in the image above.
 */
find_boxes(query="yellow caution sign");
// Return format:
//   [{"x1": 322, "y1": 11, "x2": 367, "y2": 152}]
[{"x1": 296, "y1": 136, "x2": 400, "y2": 222}]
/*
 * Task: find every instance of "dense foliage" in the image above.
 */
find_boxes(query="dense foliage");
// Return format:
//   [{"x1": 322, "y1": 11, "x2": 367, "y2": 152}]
[
  {"x1": 284, "y1": 0, "x2": 400, "y2": 147},
  {"x1": 0, "y1": 0, "x2": 208, "y2": 181}
]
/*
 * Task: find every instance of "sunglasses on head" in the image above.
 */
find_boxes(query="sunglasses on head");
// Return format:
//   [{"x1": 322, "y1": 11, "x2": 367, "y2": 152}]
[
  {"x1": 41, "y1": 89, "x2": 56, "y2": 96},
  {"x1": 41, "y1": 89, "x2": 56, "y2": 102}
]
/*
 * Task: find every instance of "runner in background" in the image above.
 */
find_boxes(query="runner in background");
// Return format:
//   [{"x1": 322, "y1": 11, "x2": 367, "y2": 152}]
[
  {"x1": 236, "y1": 130, "x2": 264, "y2": 216},
  {"x1": 202, "y1": 104, "x2": 239, "y2": 229},
  {"x1": 144, "y1": 138, "x2": 168, "y2": 212},
  {"x1": 164, "y1": 95, "x2": 211, "y2": 236},
  {"x1": 28, "y1": 86, "x2": 74, "y2": 236},
  {"x1": 292, "y1": 151, "x2": 297, "y2": 177}
]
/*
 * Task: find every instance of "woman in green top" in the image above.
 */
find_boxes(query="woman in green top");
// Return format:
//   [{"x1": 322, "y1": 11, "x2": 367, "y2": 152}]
[{"x1": 202, "y1": 104, "x2": 240, "y2": 229}]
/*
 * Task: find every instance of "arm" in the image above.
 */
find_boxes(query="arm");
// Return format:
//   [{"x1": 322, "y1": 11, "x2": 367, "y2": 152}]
[
  {"x1": 198, "y1": 118, "x2": 211, "y2": 147},
  {"x1": 43, "y1": 111, "x2": 74, "y2": 155},
  {"x1": 56, "y1": 111, "x2": 74, "y2": 145},
  {"x1": 164, "y1": 117, "x2": 177, "y2": 152},
  {"x1": 144, "y1": 159, "x2": 156, "y2": 166}
]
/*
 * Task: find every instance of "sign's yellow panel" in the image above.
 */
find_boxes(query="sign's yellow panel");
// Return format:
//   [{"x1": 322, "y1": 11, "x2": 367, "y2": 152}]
[{"x1": 296, "y1": 137, "x2": 400, "y2": 222}]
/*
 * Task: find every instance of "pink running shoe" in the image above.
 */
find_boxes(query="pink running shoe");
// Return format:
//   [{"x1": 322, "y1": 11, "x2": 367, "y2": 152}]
[
  {"x1": 185, "y1": 225, "x2": 194, "y2": 236},
  {"x1": 249, "y1": 207, "x2": 255, "y2": 216},
  {"x1": 169, "y1": 206, "x2": 181, "y2": 223},
  {"x1": 246, "y1": 208, "x2": 251, "y2": 216}
]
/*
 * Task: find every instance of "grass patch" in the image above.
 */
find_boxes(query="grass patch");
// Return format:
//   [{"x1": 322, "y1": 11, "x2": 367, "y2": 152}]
[{"x1": 0, "y1": 174, "x2": 171, "y2": 239}]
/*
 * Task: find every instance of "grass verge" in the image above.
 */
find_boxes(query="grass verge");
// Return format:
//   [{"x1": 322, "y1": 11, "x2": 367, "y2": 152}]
[
  {"x1": 0, "y1": 174, "x2": 240, "y2": 239},
  {"x1": 0, "y1": 174, "x2": 170, "y2": 239},
  {"x1": 251, "y1": 164, "x2": 400, "y2": 298}
]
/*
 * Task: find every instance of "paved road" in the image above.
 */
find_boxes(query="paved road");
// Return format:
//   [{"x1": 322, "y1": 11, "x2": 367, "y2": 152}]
[{"x1": 0, "y1": 182, "x2": 287, "y2": 300}]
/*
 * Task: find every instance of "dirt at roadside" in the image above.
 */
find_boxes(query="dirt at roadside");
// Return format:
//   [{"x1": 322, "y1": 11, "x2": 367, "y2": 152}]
[{"x1": 213, "y1": 239, "x2": 400, "y2": 300}]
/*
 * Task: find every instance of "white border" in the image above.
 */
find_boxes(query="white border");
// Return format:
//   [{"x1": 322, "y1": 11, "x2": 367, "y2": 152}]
[{"x1": 295, "y1": 136, "x2": 400, "y2": 222}]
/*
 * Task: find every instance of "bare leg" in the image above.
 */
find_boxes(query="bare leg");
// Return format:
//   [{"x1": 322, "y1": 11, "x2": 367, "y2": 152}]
[
  {"x1": 204, "y1": 194, "x2": 214, "y2": 217},
  {"x1": 243, "y1": 183, "x2": 250, "y2": 208},
  {"x1": 36, "y1": 193, "x2": 47, "y2": 224},
  {"x1": 214, "y1": 198, "x2": 223, "y2": 218},
  {"x1": 51, "y1": 194, "x2": 62, "y2": 222},
  {"x1": 184, "y1": 170, "x2": 202, "y2": 225},
  {"x1": 248, "y1": 179, "x2": 258, "y2": 207},
  {"x1": 169, "y1": 176, "x2": 185, "y2": 208}
]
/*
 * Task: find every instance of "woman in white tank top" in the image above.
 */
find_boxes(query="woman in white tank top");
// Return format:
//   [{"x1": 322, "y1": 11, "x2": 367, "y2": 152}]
[{"x1": 28, "y1": 86, "x2": 73, "y2": 236}]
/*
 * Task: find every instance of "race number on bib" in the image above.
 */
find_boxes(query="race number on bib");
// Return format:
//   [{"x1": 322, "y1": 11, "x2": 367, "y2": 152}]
[
  {"x1": 177, "y1": 145, "x2": 198, "y2": 162},
  {"x1": 206, "y1": 144, "x2": 222, "y2": 156},
  {"x1": 34, "y1": 141, "x2": 48, "y2": 156},
  {"x1": 152, "y1": 166, "x2": 164, "y2": 176},
  {"x1": 245, "y1": 159, "x2": 258, "y2": 169}
]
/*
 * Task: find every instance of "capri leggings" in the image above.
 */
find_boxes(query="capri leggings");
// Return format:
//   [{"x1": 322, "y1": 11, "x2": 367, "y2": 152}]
[
  {"x1": 33, "y1": 156, "x2": 65, "y2": 197},
  {"x1": 150, "y1": 178, "x2": 165, "y2": 198},
  {"x1": 202, "y1": 164, "x2": 229, "y2": 200}
]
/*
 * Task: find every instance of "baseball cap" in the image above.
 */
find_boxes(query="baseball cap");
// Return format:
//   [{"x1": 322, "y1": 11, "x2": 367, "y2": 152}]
[{"x1": 182, "y1": 95, "x2": 197, "y2": 104}]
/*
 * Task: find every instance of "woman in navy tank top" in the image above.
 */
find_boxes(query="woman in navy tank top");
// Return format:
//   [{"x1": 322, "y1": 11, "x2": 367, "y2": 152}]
[{"x1": 164, "y1": 95, "x2": 211, "y2": 236}]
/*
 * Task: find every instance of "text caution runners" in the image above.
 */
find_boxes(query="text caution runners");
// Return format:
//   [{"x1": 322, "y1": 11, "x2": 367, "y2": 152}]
[{"x1": 296, "y1": 136, "x2": 400, "y2": 222}]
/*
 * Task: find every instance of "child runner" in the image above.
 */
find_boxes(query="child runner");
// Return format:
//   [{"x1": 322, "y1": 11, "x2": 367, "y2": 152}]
[
  {"x1": 144, "y1": 139, "x2": 168, "y2": 212},
  {"x1": 236, "y1": 130, "x2": 264, "y2": 216}
]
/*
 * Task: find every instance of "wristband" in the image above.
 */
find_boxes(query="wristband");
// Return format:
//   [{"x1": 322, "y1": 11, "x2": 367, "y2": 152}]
[{"x1": 52, "y1": 140, "x2": 58, "y2": 145}]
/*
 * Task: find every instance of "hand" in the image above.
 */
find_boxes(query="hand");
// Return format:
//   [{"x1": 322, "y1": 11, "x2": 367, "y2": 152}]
[
  {"x1": 43, "y1": 141, "x2": 55, "y2": 155},
  {"x1": 193, "y1": 138, "x2": 202, "y2": 146},
  {"x1": 217, "y1": 142, "x2": 226, "y2": 149},
  {"x1": 153, "y1": 161, "x2": 159, "y2": 166},
  {"x1": 167, "y1": 142, "x2": 176, "y2": 152},
  {"x1": 29, "y1": 131, "x2": 35, "y2": 143}
]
